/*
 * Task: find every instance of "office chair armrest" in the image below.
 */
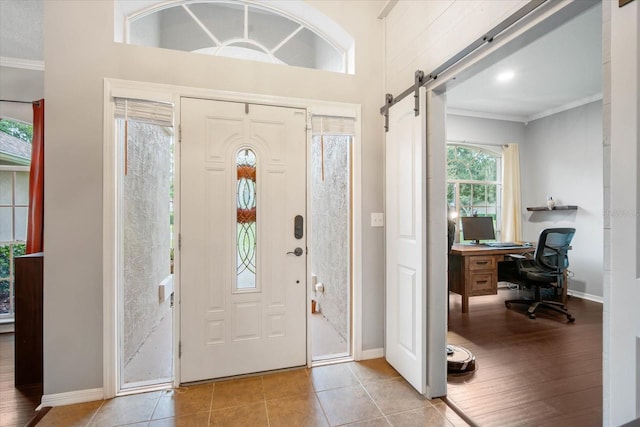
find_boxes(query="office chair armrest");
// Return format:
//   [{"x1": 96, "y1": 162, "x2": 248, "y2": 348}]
[{"x1": 507, "y1": 253, "x2": 528, "y2": 260}]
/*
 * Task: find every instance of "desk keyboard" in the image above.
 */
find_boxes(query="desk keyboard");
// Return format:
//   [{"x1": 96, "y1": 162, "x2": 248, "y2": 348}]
[{"x1": 486, "y1": 242, "x2": 522, "y2": 248}]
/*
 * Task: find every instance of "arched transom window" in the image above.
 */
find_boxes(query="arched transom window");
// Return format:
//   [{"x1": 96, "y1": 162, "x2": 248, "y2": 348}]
[{"x1": 123, "y1": 0, "x2": 353, "y2": 73}]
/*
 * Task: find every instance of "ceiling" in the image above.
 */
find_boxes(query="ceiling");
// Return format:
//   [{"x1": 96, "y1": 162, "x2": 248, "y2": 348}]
[
  {"x1": 0, "y1": 1, "x2": 602, "y2": 125},
  {"x1": 445, "y1": 2, "x2": 602, "y2": 123}
]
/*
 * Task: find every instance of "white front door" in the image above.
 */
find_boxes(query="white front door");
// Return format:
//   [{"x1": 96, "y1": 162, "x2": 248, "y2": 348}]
[
  {"x1": 385, "y1": 94, "x2": 427, "y2": 394},
  {"x1": 180, "y1": 98, "x2": 307, "y2": 382}
]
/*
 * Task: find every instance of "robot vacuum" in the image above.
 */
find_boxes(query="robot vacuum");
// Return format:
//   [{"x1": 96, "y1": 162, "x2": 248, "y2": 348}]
[{"x1": 447, "y1": 345, "x2": 476, "y2": 373}]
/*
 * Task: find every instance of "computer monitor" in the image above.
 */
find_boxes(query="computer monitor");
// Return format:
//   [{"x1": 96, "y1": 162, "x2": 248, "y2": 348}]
[{"x1": 461, "y1": 216, "x2": 495, "y2": 244}]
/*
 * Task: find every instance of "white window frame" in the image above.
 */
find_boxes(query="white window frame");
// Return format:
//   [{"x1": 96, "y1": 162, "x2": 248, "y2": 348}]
[
  {"x1": 446, "y1": 143, "x2": 503, "y2": 242},
  {"x1": 116, "y1": 0, "x2": 355, "y2": 74},
  {"x1": 0, "y1": 165, "x2": 30, "y2": 323}
]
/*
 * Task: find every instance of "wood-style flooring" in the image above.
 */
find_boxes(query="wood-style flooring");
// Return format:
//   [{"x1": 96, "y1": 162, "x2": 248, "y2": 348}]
[
  {"x1": 447, "y1": 287, "x2": 603, "y2": 427},
  {"x1": 0, "y1": 333, "x2": 42, "y2": 427}
]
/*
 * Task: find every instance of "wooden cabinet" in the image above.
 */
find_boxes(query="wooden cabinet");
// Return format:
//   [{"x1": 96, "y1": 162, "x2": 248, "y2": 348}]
[
  {"x1": 449, "y1": 245, "x2": 534, "y2": 313},
  {"x1": 466, "y1": 255, "x2": 497, "y2": 296},
  {"x1": 14, "y1": 252, "x2": 43, "y2": 387}
]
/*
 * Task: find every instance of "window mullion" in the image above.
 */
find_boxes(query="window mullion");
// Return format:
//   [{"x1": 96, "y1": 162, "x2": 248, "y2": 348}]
[
  {"x1": 182, "y1": 4, "x2": 221, "y2": 47},
  {"x1": 244, "y1": 5, "x2": 249, "y2": 40},
  {"x1": 271, "y1": 25, "x2": 303, "y2": 55}
]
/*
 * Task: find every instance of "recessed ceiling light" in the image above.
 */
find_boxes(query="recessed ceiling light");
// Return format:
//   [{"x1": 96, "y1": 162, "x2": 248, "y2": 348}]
[{"x1": 496, "y1": 71, "x2": 515, "y2": 82}]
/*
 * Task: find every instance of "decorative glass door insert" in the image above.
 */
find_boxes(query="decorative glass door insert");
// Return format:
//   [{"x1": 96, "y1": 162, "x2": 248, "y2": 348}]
[{"x1": 236, "y1": 149, "x2": 257, "y2": 290}]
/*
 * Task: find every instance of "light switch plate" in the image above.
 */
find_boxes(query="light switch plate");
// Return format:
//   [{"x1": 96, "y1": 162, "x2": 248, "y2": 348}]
[{"x1": 371, "y1": 212, "x2": 384, "y2": 227}]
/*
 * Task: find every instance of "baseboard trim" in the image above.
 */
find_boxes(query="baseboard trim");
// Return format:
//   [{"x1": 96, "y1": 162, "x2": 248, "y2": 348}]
[
  {"x1": 360, "y1": 348, "x2": 384, "y2": 360},
  {"x1": 40, "y1": 387, "x2": 104, "y2": 408},
  {"x1": 567, "y1": 290, "x2": 603, "y2": 304}
]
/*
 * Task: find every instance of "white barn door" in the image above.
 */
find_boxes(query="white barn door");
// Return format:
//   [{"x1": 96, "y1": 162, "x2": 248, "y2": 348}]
[{"x1": 385, "y1": 93, "x2": 427, "y2": 394}]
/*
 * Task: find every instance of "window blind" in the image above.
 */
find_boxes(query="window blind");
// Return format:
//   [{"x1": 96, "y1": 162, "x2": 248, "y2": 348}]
[
  {"x1": 311, "y1": 115, "x2": 355, "y2": 136},
  {"x1": 114, "y1": 98, "x2": 174, "y2": 127}
]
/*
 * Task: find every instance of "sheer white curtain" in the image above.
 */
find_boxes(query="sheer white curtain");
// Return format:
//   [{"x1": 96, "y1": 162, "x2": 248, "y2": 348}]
[{"x1": 501, "y1": 144, "x2": 522, "y2": 242}]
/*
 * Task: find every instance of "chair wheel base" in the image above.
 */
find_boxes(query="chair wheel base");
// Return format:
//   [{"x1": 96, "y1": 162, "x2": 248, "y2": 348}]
[
  {"x1": 528, "y1": 313, "x2": 536, "y2": 319},
  {"x1": 505, "y1": 302, "x2": 511, "y2": 308},
  {"x1": 567, "y1": 316, "x2": 575, "y2": 323}
]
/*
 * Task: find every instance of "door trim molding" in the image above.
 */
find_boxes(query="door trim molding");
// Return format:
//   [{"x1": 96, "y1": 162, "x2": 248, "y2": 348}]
[{"x1": 103, "y1": 78, "x2": 362, "y2": 396}]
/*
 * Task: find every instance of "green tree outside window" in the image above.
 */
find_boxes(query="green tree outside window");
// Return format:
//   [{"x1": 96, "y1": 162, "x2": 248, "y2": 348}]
[{"x1": 447, "y1": 144, "x2": 502, "y2": 242}]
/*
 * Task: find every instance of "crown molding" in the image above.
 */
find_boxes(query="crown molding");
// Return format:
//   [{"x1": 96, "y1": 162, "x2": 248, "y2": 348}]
[
  {"x1": 447, "y1": 108, "x2": 529, "y2": 123},
  {"x1": 0, "y1": 56, "x2": 44, "y2": 71},
  {"x1": 526, "y1": 93, "x2": 603, "y2": 123},
  {"x1": 448, "y1": 93, "x2": 604, "y2": 124}
]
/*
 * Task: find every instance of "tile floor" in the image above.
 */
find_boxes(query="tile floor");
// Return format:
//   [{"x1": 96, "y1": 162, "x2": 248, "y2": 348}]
[
  {"x1": 36, "y1": 359, "x2": 468, "y2": 427},
  {"x1": 310, "y1": 313, "x2": 349, "y2": 361},
  {"x1": 123, "y1": 312, "x2": 173, "y2": 388}
]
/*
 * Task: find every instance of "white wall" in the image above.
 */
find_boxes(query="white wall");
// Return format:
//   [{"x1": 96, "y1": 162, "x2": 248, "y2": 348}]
[
  {"x1": 605, "y1": 0, "x2": 640, "y2": 424},
  {"x1": 520, "y1": 101, "x2": 603, "y2": 300},
  {"x1": 43, "y1": 0, "x2": 385, "y2": 395},
  {"x1": 447, "y1": 114, "x2": 525, "y2": 145}
]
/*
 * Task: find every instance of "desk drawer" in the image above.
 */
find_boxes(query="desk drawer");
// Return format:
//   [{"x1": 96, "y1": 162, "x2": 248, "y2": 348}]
[
  {"x1": 468, "y1": 256, "x2": 496, "y2": 271},
  {"x1": 470, "y1": 272, "x2": 496, "y2": 295}
]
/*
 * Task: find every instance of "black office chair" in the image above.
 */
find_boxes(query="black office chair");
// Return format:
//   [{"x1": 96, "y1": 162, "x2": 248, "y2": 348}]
[{"x1": 504, "y1": 227, "x2": 576, "y2": 322}]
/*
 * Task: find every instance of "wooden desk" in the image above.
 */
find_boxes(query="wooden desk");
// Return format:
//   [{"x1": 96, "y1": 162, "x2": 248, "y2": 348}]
[{"x1": 448, "y1": 244, "x2": 534, "y2": 313}]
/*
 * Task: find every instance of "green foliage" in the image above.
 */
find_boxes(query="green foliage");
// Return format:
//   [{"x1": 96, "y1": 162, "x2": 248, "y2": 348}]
[
  {"x1": 447, "y1": 145, "x2": 498, "y2": 181},
  {"x1": 0, "y1": 280, "x2": 8, "y2": 297},
  {"x1": 448, "y1": 145, "x2": 500, "y2": 242},
  {"x1": 0, "y1": 244, "x2": 26, "y2": 278},
  {"x1": 0, "y1": 119, "x2": 33, "y2": 143}
]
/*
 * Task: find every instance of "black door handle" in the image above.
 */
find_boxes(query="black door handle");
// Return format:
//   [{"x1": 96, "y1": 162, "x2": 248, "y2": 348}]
[{"x1": 287, "y1": 247, "x2": 304, "y2": 256}]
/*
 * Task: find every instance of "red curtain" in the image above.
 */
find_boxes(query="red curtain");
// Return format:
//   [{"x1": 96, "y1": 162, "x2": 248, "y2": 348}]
[{"x1": 26, "y1": 99, "x2": 44, "y2": 254}]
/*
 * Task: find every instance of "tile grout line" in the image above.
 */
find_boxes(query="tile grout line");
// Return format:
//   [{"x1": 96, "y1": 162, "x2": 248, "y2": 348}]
[
  {"x1": 261, "y1": 376, "x2": 272, "y2": 427},
  {"x1": 345, "y1": 363, "x2": 393, "y2": 426},
  {"x1": 207, "y1": 381, "x2": 215, "y2": 426},
  {"x1": 147, "y1": 390, "x2": 163, "y2": 424},
  {"x1": 312, "y1": 390, "x2": 333, "y2": 426},
  {"x1": 84, "y1": 399, "x2": 106, "y2": 427}
]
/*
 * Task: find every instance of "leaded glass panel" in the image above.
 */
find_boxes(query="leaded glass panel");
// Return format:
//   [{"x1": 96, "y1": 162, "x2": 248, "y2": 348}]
[{"x1": 236, "y1": 149, "x2": 257, "y2": 290}]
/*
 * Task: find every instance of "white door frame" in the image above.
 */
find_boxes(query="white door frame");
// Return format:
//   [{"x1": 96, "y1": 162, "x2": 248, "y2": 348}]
[{"x1": 103, "y1": 78, "x2": 362, "y2": 397}]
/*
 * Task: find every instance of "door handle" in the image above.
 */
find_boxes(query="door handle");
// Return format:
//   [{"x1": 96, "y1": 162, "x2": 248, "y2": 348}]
[{"x1": 287, "y1": 247, "x2": 304, "y2": 256}]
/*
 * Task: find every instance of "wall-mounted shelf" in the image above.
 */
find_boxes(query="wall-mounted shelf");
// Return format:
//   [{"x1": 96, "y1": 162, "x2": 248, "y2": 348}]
[{"x1": 527, "y1": 205, "x2": 578, "y2": 211}]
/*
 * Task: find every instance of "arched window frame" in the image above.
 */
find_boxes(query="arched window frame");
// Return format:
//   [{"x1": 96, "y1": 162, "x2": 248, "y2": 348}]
[{"x1": 115, "y1": 0, "x2": 355, "y2": 74}]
